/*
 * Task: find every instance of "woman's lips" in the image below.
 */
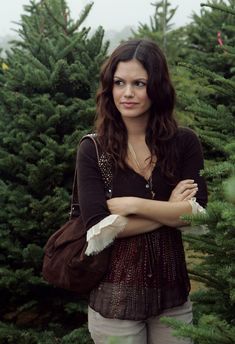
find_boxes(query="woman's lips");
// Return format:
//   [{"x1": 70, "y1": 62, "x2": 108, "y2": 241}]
[{"x1": 121, "y1": 102, "x2": 138, "y2": 108}]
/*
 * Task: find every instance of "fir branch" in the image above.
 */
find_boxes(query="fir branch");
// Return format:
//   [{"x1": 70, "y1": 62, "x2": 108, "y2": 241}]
[
  {"x1": 68, "y1": 2, "x2": 94, "y2": 34},
  {"x1": 161, "y1": 315, "x2": 235, "y2": 343},
  {"x1": 200, "y1": 3, "x2": 235, "y2": 16},
  {"x1": 43, "y1": 1, "x2": 67, "y2": 31},
  {"x1": 184, "y1": 239, "x2": 220, "y2": 255},
  {"x1": 57, "y1": 28, "x2": 89, "y2": 59},
  {"x1": 218, "y1": 45, "x2": 235, "y2": 55},
  {"x1": 187, "y1": 269, "x2": 225, "y2": 289},
  {"x1": 179, "y1": 62, "x2": 235, "y2": 91},
  {"x1": 203, "y1": 162, "x2": 234, "y2": 178}
]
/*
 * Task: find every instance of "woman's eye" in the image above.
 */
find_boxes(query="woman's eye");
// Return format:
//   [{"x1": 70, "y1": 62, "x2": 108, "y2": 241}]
[
  {"x1": 113, "y1": 80, "x2": 124, "y2": 86},
  {"x1": 135, "y1": 81, "x2": 146, "y2": 87},
  {"x1": 113, "y1": 80, "x2": 146, "y2": 87}
]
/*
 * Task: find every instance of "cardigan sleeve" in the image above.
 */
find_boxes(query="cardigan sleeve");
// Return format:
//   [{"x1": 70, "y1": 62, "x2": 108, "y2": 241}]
[
  {"x1": 77, "y1": 138, "x2": 110, "y2": 230},
  {"x1": 178, "y1": 128, "x2": 208, "y2": 208},
  {"x1": 77, "y1": 138, "x2": 127, "y2": 255}
]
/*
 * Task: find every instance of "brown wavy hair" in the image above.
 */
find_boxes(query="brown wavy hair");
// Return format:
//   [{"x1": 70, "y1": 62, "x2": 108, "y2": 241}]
[{"x1": 95, "y1": 39, "x2": 178, "y2": 180}]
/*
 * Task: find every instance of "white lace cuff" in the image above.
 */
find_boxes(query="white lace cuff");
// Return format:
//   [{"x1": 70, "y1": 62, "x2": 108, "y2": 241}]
[
  {"x1": 188, "y1": 197, "x2": 206, "y2": 214},
  {"x1": 85, "y1": 214, "x2": 127, "y2": 256},
  {"x1": 180, "y1": 197, "x2": 207, "y2": 234}
]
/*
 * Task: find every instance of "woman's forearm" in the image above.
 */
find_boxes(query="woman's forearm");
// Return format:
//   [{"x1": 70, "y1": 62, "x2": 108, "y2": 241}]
[
  {"x1": 117, "y1": 215, "x2": 162, "y2": 238},
  {"x1": 133, "y1": 198, "x2": 192, "y2": 227}
]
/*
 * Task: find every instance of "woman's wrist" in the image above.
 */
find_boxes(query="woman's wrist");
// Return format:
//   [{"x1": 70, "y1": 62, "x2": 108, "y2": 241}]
[
  {"x1": 132, "y1": 198, "x2": 193, "y2": 226},
  {"x1": 131, "y1": 197, "x2": 143, "y2": 214}
]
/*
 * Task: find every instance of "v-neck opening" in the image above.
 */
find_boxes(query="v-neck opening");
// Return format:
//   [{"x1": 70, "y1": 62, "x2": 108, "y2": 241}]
[{"x1": 126, "y1": 164, "x2": 157, "y2": 183}]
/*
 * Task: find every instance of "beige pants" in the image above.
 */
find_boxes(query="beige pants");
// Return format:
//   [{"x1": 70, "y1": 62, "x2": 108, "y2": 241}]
[{"x1": 88, "y1": 299, "x2": 193, "y2": 344}]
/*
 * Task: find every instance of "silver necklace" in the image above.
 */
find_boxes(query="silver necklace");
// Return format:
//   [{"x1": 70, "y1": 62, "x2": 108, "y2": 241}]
[{"x1": 128, "y1": 142, "x2": 155, "y2": 199}]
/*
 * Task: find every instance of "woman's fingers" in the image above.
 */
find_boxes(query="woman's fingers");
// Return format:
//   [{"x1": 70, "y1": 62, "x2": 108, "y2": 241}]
[
  {"x1": 175, "y1": 179, "x2": 195, "y2": 189},
  {"x1": 177, "y1": 179, "x2": 195, "y2": 185},
  {"x1": 181, "y1": 187, "x2": 198, "y2": 197},
  {"x1": 169, "y1": 179, "x2": 198, "y2": 202},
  {"x1": 175, "y1": 181, "x2": 198, "y2": 194},
  {"x1": 181, "y1": 188, "x2": 198, "y2": 201}
]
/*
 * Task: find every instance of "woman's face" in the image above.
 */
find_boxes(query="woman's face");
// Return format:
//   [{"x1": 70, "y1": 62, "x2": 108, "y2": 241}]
[{"x1": 112, "y1": 59, "x2": 152, "y2": 121}]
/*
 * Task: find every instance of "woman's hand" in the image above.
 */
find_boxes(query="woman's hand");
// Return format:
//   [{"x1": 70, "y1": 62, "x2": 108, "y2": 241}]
[
  {"x1": 107, "y1": 197, "x2": 140, "y2": 216},
  {"x1": 169, "y1": 179, "x2": 198, "y2": 202}
]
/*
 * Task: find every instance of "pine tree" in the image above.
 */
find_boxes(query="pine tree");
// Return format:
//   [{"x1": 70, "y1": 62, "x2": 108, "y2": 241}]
[
  {"x1": 172, "y1": 0, "x2": 235, "y2": 129},
  {"x1": 182, "y1": 0, "x2": 235, "y2": 79},
  {"x1": 161, "y1": 3, "x2": 235, "y2": 343},
  {"x1": 0, "y1": 0, "x2": 108, "y2": 341},
  {"x1": 131, "y1": 0, "x2": 186, "y2": 65},
  {"x1": 173, "y1": 0, "x2": 235, "y2": 131}
]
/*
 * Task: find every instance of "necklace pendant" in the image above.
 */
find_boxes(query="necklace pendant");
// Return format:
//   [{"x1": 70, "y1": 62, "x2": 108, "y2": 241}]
[{"x1": 151, "y1": 190, "x2": 155, "y2": 199}]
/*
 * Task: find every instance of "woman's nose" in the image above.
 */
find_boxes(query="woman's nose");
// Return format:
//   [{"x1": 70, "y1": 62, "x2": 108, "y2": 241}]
[{"x1": 123, "y1": 84, "x2": 134, "y2": 97}]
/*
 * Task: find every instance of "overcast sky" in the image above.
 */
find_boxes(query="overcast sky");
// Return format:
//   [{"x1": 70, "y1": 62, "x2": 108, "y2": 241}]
[{"x1": 1, "y1": 0, "x2": 203, "y2": 36}]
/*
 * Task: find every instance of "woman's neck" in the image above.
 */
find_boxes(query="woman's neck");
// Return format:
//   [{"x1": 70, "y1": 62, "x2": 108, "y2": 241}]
[{"x1": 123, "y1": 116, "x2": 148, "y2": 141}]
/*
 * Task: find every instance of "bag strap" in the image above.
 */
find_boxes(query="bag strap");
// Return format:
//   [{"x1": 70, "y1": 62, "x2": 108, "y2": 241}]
[
  {"x1": 70, "y1": 134, "x2": 112, "y2": 218},
  {"x1": 71, "y1": 134, "x2": 99, "y2": 204}
]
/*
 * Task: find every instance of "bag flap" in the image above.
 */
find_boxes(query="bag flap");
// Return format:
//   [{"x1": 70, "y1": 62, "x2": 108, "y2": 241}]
[{"x1": 53, "y1": 217, "x2": 86, "y2": 248}]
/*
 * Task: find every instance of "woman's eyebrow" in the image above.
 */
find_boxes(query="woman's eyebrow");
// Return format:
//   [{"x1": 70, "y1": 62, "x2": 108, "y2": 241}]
[{"x1": 113, "y1": 75, "x2": 147, "y2": 81}]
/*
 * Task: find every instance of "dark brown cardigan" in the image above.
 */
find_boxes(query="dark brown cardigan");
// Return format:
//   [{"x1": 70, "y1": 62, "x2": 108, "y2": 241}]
[{"x1": 77, "y1": 127, "x2": 208, "y2": 320}]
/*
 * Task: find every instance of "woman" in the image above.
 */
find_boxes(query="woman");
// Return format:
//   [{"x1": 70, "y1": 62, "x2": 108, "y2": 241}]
[{"x1": 77, "y1": 39, "x2": 207, "y2": 344}]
